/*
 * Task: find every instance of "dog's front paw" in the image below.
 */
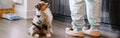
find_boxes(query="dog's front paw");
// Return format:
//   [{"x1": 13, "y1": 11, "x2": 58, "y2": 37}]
[
  {"x1": 46, "y1": 33, "x2": 51, "y2": 37},
  {"x1": 33, "y1": 34, "x2": 39, "y2": 37}
]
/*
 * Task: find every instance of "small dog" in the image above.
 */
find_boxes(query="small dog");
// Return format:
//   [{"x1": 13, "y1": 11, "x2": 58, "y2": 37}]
[{"x1": 29, "y1": 1, "x2": 53, "y2": 37}]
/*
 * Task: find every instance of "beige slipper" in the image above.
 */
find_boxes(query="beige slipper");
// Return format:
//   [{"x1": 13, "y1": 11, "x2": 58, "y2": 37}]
[
  {"x1": 66, "y1": 27, "x2": 84, "y2": 37},
  {"x1": 83, "y1": 29, "x2": 100, "y2": 36}
]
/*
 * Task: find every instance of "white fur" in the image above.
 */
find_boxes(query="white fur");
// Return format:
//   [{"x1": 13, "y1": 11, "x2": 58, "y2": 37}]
[
  {"x1": 29, "y1": 25, "x2": 35, "y2": 35},
  {"x1": 44, "y1": 8, "x2": 53, "y2": 33},
  {"x1": 44, "y1": 8, "x2": 53, "y2": 26}
]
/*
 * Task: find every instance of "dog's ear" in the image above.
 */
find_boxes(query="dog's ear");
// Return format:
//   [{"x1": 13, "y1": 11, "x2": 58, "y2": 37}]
[
  {"x1": 35, "y1": 4, "x2": 41, "y2": 10},
  {"x1": 35, "y1": 4, "x2": 38, "y2": 9},
  {"x1": 40, "y1": 3, "x2": 49, "y2": 11},
  {"x1": 35, "y1": 5, "x2": 38, "y2": 8},
  {"x1": 35, "y1": 5, "x2": 39, "y2": 10},
  {"x1": 45, "y1": 3, "x2": 49, "y2": 7},
  {"x1": 39, "y1": 1, "x2": 44, "y2": 3}
]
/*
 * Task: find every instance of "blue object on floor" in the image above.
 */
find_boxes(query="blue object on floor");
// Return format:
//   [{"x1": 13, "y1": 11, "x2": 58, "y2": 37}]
[{"x1": 2, "y1": 13, "x2": 20, "y2": 20}]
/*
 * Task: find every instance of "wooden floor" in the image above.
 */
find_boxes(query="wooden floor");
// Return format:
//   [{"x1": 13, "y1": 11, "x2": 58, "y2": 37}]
[{"x1": 0, "y1": 19, "x2": 120, "y2": 38}]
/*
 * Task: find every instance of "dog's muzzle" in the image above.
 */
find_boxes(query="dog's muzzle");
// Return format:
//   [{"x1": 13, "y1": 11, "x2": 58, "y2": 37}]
[{"x1": 37, "y1": 15, "x2": 41, "y2": 18}]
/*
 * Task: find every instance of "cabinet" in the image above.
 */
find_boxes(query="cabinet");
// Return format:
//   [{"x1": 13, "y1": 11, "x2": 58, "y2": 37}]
[
  {"x1": 49, "y1": 0, "x2": 110, "y2": 23},
  {"x1": 101, "y1": 0, "x2": 120, "y2": 30},
  {"x1": 101, "y1": 0, "x2": 111, "y2": 24},
  {"x1": 109, "y1": 0, "x2": 120, "y2": 30},
  {"x1": 48, "y1": 0, "x2": 72, "y2": 22},
  {"x1": 49, "y1": 0, "x2": 70, "y2": 16}
]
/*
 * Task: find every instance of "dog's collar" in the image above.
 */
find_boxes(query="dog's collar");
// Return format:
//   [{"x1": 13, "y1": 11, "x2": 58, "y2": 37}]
[{"x1": 32, "y1": 23, "x2": 41, "y2": 30}]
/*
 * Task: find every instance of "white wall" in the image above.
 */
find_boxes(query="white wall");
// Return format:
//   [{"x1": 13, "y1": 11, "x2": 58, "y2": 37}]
[
  {"x1": 0, "y1": 0, "x2": 12, "y2": 9},
  {"x1": 15, "y1": 0, "x2": 40, "y2": 19},
  {"x1": 15, "y1": 0, "x2": 27, "y2": 19},
  {"x1": 26, "y1": 0, "x2": 39, "y2": 19}
]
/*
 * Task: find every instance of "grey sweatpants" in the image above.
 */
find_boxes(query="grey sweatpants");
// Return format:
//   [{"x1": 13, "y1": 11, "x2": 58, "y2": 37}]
[{"x1": 69, "y1": 0, "x2": 101, "y2": 30}]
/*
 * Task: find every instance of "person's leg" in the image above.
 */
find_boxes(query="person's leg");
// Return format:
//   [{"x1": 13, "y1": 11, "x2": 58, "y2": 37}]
[
  {"x1": 84, "y1": 0, "x2": 101, "y2": 36},
  {"x1": 70, "y1": 0, "x2": 86, "y2": 32},
  {"x1": 66, "y1": 0, "x2": 85, "y2": 37}
]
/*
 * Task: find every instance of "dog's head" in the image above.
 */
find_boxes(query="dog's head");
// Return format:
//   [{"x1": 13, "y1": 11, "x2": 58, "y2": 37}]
[{"x1": 35, "y1": 1, "x2": 49, "y2": 11}]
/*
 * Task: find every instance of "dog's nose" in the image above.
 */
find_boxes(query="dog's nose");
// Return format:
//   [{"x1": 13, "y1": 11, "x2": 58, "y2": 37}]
[{"x1": 37, "y1": 15, "x2": 41, "y2": 18}]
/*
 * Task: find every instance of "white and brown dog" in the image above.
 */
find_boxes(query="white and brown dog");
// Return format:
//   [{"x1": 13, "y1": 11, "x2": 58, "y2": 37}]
[{"x1": 29, "y1": 1, "x2": 53, "y2": 37}]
